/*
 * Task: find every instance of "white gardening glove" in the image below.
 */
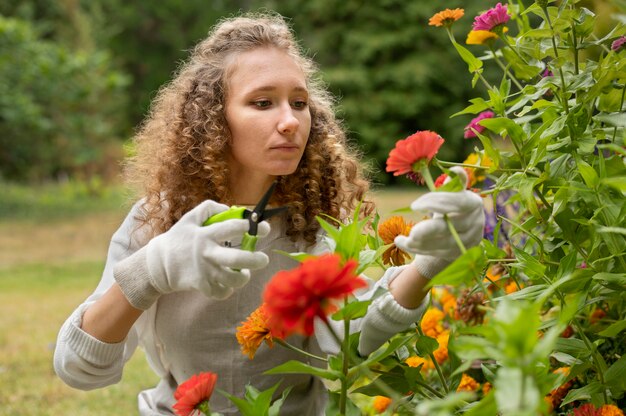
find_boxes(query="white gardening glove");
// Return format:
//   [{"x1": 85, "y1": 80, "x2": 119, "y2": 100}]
[
  {"x1": 394, "y1": 166, "x2": 485, "y2": 279},
  {"x1": 114, "y1": 200, "x2": 270, "y2": 310}
]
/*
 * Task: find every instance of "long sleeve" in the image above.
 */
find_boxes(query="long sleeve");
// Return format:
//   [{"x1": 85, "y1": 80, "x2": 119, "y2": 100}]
[{"x1": 53, "y1": 203, "x2": 146, "y2": 390}]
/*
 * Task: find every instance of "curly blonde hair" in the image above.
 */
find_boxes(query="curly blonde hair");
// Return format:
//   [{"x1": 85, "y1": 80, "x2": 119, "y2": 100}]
[{"x1": 125, "y1": 12, "x2": 372, "y2": 243}]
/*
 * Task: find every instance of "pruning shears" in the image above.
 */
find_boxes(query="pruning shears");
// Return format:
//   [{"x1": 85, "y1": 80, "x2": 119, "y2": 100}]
[{"x1": 202, "y1": 181, "x2": 287, "y2": 252}]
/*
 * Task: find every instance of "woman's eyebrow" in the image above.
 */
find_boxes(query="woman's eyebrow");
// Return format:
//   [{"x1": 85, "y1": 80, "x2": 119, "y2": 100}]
[{"x1": 246, "y1": 85, "x2": 308, "y2": 94}]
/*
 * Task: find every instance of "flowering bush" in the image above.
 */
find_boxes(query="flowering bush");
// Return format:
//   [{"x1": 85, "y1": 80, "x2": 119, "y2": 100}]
[{"x1": 176, "y1": 1, "x2": 625, "y2": 415}]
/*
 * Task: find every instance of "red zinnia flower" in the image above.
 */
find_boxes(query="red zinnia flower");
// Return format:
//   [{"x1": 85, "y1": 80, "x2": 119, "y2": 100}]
[
  {"x1": 386, "y1": 130, "x2": 444, "y2": 176},
  {"x1": 464, "y1": 111, "x2": 495, "y2": 139},
  {"x1": 472, "y1": 3, "x2": 510, "y2": 32},
  {"x1": 173, "y1": 372, "x2": 218, "y2": 416},
  {"x1": 573, "y1": 404, "x2": 601, "y2": 416},
  {"x1": 263, "y1": 254, "x2": 366, "y2": 337}
]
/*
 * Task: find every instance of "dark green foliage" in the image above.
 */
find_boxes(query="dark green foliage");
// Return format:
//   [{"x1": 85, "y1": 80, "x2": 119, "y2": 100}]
[{"x1": 0, "y1": 15, "x2": 129, "y2": 181}]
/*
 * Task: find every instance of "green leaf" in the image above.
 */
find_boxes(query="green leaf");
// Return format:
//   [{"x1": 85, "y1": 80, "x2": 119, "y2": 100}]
[
  {"x1": 414, "y1": 334, "x2": 439, "y2": 356},
  {"x1": 599, "y1": 320, "x2": 626, "y2": 337},
  {"x1": 594, "y1": 112, "x2": 626, "y2": 127},
  {"x1": 451, "y1": 97, "x2": 490, "y2": 117},
  {"x1": 452, "y1": 41, "x2": 483, "y2": 74},
  {"x1": 592, "y1": 272, "x2": 626, "y2": 289},
  {"x1": 540, "y1": 114, "x2": 567, "y2": 140},
  {"x1": 272, "y1": 250, "x2": 315, "y2": 263},
  {"x1": 604, "y1": 354, "x2": 626, "y2": 385},
  {"x1": 576, "y1": 159, "x2": 599, "y2": 188},
  {"x1": 511, "y1": 246, "x2": 546, "y2": 281},
  {"x1": 561, "y1": 382, "x2": 604, "y2": 405},
  {"x1": 601, "y1": 176, "x2": 626, "y2": 194},
  {"x1": 494, "y1": 367, "x2": 541, "y2": 412},
  {"x1": 480, "y1": 117, "x2": 527, "y2": 149},
  {"x1": 331, "y1": 299, "x2": 371, "y2": 321},
  {"x1": 220, "y1": 382, "x2": 286, "y2": 416},
  {"x1": 263, "y1": 360, "x2": 341, "y2": 381},
  {"x1": 427, "y1": 246, "x2": 487, "y2": 288}
]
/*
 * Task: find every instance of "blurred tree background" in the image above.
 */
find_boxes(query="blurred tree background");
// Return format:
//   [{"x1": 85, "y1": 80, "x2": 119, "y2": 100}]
[{"x1": 1, "y1": 0, "x2": 623, "y2": 185}]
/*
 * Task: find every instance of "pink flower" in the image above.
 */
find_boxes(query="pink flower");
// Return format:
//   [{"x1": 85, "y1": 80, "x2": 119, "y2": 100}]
[
  {"x1": 464, "y1": 111, "x2": 495, "y2": 139},
  {"x1": 612, "y1": 36, "x2": 626, "y2": 52},
  {"x1": 472, "y1": 3, "x2": 510, "y2": 32}
]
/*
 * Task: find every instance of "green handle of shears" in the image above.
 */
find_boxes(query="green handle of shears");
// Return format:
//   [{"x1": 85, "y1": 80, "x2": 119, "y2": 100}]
[
  {"x1": 203, "y1": 207, "x2": 258, "y2": 253},
  {"x1": 241, "y1": 233, "x2": 258, "y2": 252},
  {"x1": 202, "y1": 206, "x2": 247, "y2": 226}
]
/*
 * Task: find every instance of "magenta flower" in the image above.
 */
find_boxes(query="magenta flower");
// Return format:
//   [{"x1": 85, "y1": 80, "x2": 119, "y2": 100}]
[
  {"x1": 611, "y1": 36, "x2": 626, "y2": 52},
  {"x1": 464, "y1": 111, "x2": 495, "y2": 139},
  {"x1": 472, "y1": 3, "x2": 510, "y2": 32}
]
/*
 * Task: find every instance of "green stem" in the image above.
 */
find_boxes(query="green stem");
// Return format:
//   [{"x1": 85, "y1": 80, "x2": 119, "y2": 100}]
[
  {"x1": 275, "y1": 339, "x2": 328, "y2": 362},
  {"x1": 571, "y1": 23, "x2": 579, "y2": 75},
  {"x1": 612, "y1": 86, "x2": 626, "y2": 143},
  {"x1": 502, "y1": 33, "x2": 529, "y2": 65},
  {"x1": 416, "y1": 326, "x2": 449, "y2": 394},
  {"x1": 549, "y1": 287, "x2": 609, "y2": 404},
  {"x1": 338, "y1": 301, "x2": 351, "y2": 415},
  {"x1": 437, "y1": 160, "x2": 525, "y2": 173},
  {"x1": 369, "y1": 368, "x2": 444, "y2": 399},
  {"x1": 542, "y1": 6, "x2": 570, "y2": 114},
  {"x1": 489, "y1": 44, "x2": 524, "y2": 91}
]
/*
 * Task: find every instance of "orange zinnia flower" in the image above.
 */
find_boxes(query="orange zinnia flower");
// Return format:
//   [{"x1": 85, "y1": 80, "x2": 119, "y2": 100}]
[
  {"x1": 173, "y1": 372, "x2": 218, "y2": 416},
  {"x1": 429, "y1": 8, "x2": 464, "y2": 27},
  {"x1": 386, "y1": 130, "x2": 444, "y2": 177},
  {"x1": 236, "y1": 304, "x2": 281, "y2": 359},
  {"x1": 456, "y1": 373, "x2": 480, "y2": 392},
  {"x1": 433, "y1": 330, "x2": 450, "y2": 364},
  {"x1": 598, "y1": 405, "x2": 625, "y2": 416},
  {"x1": 405, "y1": 355, "x2": 433, "y2": 371},
  {"x1": 263, "y1": 254, "x2": 366, "y2": 337},
  {"x1": 420, "y1": 307, "x2": 445, "y2": 338},
  {"x1": 378, "y1": 216, "x2": 414, "y2": 266},
  {"x1": 372, "y1": 396, "x2": 392, "y2": 413}
]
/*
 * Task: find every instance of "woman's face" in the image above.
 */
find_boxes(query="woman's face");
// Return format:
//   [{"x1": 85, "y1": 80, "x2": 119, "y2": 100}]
[{"x1": 224, "y1": 47, "x2": 311, "y2": 188}]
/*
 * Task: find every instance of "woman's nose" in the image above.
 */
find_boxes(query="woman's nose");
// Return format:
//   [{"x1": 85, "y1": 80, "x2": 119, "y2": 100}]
[{"x1": 277, "y1": 105, "x2": 300, "y2": 135}]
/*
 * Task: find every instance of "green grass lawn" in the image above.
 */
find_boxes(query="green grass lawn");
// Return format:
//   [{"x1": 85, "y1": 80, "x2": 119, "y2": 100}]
[{"x1": 0, "y1": 182, "x2": 419, "y2": 415}]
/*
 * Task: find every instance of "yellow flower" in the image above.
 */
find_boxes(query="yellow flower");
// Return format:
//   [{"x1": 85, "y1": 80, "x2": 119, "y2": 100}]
[
  {"x1": 235, "y1": 304, "x2": 275, "y2": 359},
  {"x1": 466, "y1": 30, "x2": 498, "y2": 45},
  {"x1": 429, "y1": 8, "x2": 465, "y2": 27},
  {"x1": 372, "y1": 396, "x2": 392, "y2": 413},
  {"x1": 405, "y1": 356, "x2": 433, "y2": 371},
  {"x1": 463, "y1": 152, "x2": 493, "y2": 186},
  {"x1": 420, "y1": 307, "x2": 445, "y2": 338},
  {"x1": 456, "y1": 374, "x2": 480, "y2": 392},
  {"x1": 378, "y1": 216, "x2": 414, "y2": 266},
  {"x1": 598, "y1": 405, "x2": 625, "y2": 416}
]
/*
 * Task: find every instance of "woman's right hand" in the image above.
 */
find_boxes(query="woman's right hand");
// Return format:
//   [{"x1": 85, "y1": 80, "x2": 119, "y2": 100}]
[{"x1": 144, "y1": 200, "x2": 270, "y2": 300}]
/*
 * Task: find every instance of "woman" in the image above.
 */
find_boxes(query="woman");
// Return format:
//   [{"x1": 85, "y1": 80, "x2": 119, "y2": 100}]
[{"x1": 54, "y1": 12, "x2": 484, "y2": 415}]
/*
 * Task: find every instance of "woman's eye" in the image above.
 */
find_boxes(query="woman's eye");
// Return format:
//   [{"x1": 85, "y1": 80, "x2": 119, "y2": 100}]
[
  {"x1": 253, "y1": 100, "x2": 272, "y2": 108},
  {"x1": 292, "y1": 100, "x2": 308, "y2": 109}
]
